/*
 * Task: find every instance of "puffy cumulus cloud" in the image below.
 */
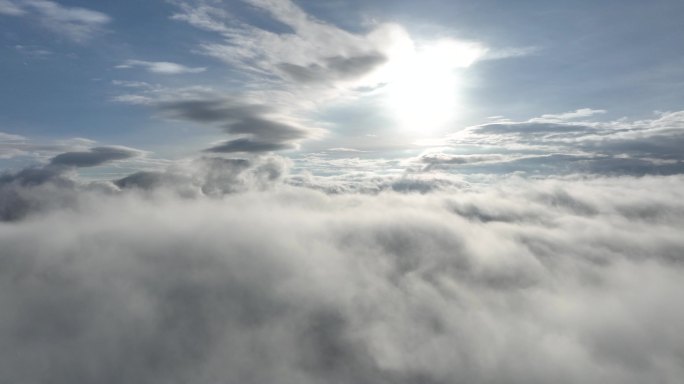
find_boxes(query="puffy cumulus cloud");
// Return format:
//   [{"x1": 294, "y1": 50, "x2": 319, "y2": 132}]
[
  {"x1": 1, "y1": 173, "x2": 684, "y2": 383},
  {"x1": 0, "y1": 153, "x2": 289, "y2": 220},
  {"x1": 115, "y1": 155, "x2": 290, "y2": 196},
  {"x1": 0, "y1": 146, "x2": 140, "y2": 221},
  {"x1": 0, "y1": 161, "x2": 111, "y2": 221},
  {"x1": 0, "y1": 0, "x2": 110, "y2": 42}
]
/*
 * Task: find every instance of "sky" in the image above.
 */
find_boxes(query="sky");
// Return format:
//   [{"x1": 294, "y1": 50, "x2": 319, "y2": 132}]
[
  {"x1": 2, "y1": 1, "x2": 684, "y2": 383},
  {"x1": 1, "y1": 0, "x2": 683, "y2": 175}
]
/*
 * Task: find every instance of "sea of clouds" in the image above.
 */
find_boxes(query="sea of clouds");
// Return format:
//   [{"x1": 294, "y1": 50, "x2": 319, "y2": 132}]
[
  {"x1": 2, "y1": 0, "x2": 683, "y2": 382},
  {"x1": 2, "y1": 155, "x2": 683, "y2": 384}
]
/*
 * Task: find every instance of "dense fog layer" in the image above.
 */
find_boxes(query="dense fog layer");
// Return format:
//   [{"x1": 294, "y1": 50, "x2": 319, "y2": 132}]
[{"x1": 1, "y1": 171, "x2": 683, "y2": 383}]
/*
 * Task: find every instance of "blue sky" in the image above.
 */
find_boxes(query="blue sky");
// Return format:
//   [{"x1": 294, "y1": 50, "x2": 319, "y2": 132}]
[{"x1": 1, "y1": 0, "x2": 684, "y2": 177}]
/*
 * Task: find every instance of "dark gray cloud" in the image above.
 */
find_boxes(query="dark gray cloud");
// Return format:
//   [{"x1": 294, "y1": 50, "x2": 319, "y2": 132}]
[
  {"x1": 227, "y1": 117, "x2": 308, "y2": 142},
  {"x1": 205, "y1": 138, "x2": 294, "y2": 154},
  {"x1": 0, "y1": 145, "x2": 139, "y2": 221},
  {"x1": 0, "y1": 166, "x2": 76, "y2": 221},
  {"x1": 0, "y1": 165, "x2": 70, "y2": 187},
  {"x1": 113, "y1": 155, "x2": 288, "y2": 196},
  {"x1": 1, "y1": 174, "x2": 684, "y2": 383},
  {"x1": 0, "y1": 154, "x2": 289, "y2": 221},
  {"x1": 278, "y1": 53, "x2": 387, "y2": 84},
  {"x1": 50, "y1": 146, "x2": 141, "y2": 167},
  {"x1": 159, "y1": 99, "x2": 270, "y2": 124},
  {"x1": 114, "y1": 170, "x2": 184, "y2": 191},
  {"x1": 159, "y1": 98, "x2": 313, "y2": 153}
]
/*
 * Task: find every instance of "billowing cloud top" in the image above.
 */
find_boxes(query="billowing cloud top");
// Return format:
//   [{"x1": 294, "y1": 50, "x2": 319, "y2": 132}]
[{"x1": 2, "y1": 157, "x2": 684, "y2": 383}]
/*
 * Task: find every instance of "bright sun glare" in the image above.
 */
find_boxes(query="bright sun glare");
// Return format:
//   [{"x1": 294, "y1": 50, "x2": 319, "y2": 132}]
[{"x1": 380, "y1": 39, "x2": 486, "y2": 134}]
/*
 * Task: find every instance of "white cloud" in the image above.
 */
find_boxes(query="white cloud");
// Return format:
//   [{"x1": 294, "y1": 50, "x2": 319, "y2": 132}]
[
  {"x1": 193, "y1": 3, "x2": 394, "y2": 86},
  {"x1": 531, "y1": 108, "x2": 607, "y2": 123},
  {"x1": 437, "y1": 109, "x2": 684, "y2": 175},
  {"x1": 0, "y1": 0, "x2": 110, "y2": 42},
  {"x1": 171, "y1": 0, "x2": 484, "y2": 100},
  {"x1": 1, "y1": 166, "x2": 684, "y2": 383},
  {"x1": 154, "y1": 0, "x2": 492, "y2": 151},
  {"x1": 116, "y1": 60, "x2": 207, "y2": 75},
  {"x1": 0, "y1": 0, "x2": 25, "y2": 15},
  {"x1": 0, "y1": 131, "x2": 26, "y2": 142},
  {"x1": 482, "y1": 45, "x2": 540, "y2": 60},
  {"x1": 0, "y1": 132, "x2": 27, "y2": 159},
  {"x1": 327, "y1": 147, "x2": 364, "y2": 152},
  {"x1": 170, "y1": 0, "x2": 232, "y2": 34},
  {"x1": 111, "y1": 80, "x2": 155, "y2": 89}
]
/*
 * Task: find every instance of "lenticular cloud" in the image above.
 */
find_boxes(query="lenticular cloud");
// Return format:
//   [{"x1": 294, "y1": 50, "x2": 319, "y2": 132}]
[{"x1": 1, "y1": 172, "x2": 684, "y2": 383}]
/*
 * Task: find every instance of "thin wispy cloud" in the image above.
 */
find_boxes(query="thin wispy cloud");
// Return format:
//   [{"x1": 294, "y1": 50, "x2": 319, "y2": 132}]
[
  {"x1": 170, "y1": 0, "x2": 489, "y2": 106},
  {"x1": 116, "y1": 60, "x2": 207, "y2": 75},
  {"x1": 0, "y1": 0, "x2": 110, "y2": 42},
  {"x1": 0, "y1": 0, "x2": 25, "y2": 15},
  {"x1": 0, "y1": 132, "x2": 25, "y2": 142},
  {"x1": 530, "y1": 108, "x2": 608, "y2": 123},
  {"x1": 171, "y1": 0, "x2": 402, "y2": 94},
  {"x1": 426, "y1": 110, "x2": 684, "y2": 175}
]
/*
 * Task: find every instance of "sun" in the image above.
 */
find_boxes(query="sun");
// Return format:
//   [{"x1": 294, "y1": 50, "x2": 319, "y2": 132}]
[{"x1": 381, "y1": 39, "x2": 486, "y2": 134}]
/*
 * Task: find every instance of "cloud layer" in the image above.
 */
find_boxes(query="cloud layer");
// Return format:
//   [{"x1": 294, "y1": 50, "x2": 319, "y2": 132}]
[
  {"x1": 412, "y1": 110, "x2": 684, "y2": 176},
  {"x1": 1, "y1": 160, "x2": 684, "y2": 383}
]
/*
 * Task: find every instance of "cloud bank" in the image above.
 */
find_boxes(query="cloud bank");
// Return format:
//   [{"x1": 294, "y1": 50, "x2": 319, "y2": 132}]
[
  {"x1": 1, "y1": 153, "x2": 684, "y2": 383},
  {"x1": 411, "y1": 109, "x2": 684, "y2": 176}
]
